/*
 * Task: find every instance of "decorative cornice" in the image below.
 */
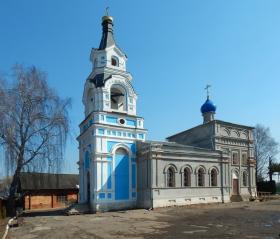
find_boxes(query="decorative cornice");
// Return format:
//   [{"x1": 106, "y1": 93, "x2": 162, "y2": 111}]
[
  {"x1": 151, "y1": 154, "x2": 223, "y2": 163},
  {"x1": 93, "y1": 152, "x2": 136, "y2": 159},
  {"x1": 215, "y1": 136, "x2": 252, "y2": 147}
]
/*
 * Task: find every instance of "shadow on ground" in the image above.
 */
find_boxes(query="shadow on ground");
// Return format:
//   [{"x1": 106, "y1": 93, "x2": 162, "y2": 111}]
[{"x1": 22, "y1": 208, "x2": 66, "y2": 217}]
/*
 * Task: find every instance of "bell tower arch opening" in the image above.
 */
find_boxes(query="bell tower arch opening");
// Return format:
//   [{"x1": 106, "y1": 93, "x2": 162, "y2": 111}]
[{"x1": 110, "y1": 85, "x2": 126, "y2": 111}]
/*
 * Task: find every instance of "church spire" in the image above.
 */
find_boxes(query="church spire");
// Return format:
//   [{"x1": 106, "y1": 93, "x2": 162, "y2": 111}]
[{"x1": 99, "y1": 8, "x2": 116, "y2": 50}]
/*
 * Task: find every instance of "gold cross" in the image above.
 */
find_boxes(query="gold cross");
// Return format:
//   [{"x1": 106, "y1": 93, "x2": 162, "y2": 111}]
[{"x1": 105, "y1": 7, "x2": 109, "y2": 16}]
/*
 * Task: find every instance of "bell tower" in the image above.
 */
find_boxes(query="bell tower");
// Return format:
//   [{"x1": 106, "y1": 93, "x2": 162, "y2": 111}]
[{"x1": 78, "y1": 12, "x2": 147, "y2": 212}]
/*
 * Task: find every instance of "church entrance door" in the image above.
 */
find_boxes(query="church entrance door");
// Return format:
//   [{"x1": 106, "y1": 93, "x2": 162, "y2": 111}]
[
  {"x1": 232, "y1": 171, "x2": 239, "y2": 195},
  {"x1": 115, "y1": 148, "x2": 129, "y2": 200},
  {"x1": 232, "y1": 179, "x2": 239, "y2": 195}
]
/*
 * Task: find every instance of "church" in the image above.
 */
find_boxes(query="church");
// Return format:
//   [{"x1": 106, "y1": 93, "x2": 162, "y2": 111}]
[{"x1": 77, "y1": 13, "x2": 257, "y2": 212}]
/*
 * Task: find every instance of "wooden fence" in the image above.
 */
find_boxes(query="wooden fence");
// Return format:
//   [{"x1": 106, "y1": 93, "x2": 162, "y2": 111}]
[{"x1": 257, "y1": 191, "x2": 272, "y2": 201}]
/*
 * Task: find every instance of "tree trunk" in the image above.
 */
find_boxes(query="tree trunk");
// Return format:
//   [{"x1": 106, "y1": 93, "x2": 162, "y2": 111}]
[
  {"x1": 256, "y1": 158, "x2": 259, "y2": 184},
  {"x1": 268, "y1": 157, "x2": 273, "y2": 182},
  {"x1": 7, "y1": 166, "x2": 21, "y2": 217}
]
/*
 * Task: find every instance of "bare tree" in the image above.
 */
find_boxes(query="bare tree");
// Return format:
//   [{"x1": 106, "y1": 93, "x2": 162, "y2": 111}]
[
  {"x1": 268, "y1": 160, "x2": 280, "y2": 182},
  {"x1": 0, "y1": 65, "x2": 70, "y2": 215},
  {"x1": 254, "y1": 124, "x2": 278, "y2": 182}
]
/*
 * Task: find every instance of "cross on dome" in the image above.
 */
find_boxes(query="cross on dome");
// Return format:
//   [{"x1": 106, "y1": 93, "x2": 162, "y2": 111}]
[{"x1": 205, "y1": 84, "x2": 211, "y2": 99}]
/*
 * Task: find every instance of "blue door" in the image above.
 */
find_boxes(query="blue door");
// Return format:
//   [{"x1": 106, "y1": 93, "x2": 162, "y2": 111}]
[{"x1": 115, "y1": 151, "x2": 129, "y2": 200}]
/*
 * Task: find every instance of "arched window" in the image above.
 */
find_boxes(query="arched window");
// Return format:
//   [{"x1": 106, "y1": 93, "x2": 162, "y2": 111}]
[
  {"x1": 167, "y1": 167, "x2": 175, "y2": 187},
  {"x1": 242, "y1": 153, "x2": 247, "y2": 165},
  {"x1": 183, "y1": 168, "x2": 191, "y2": 187},
  {"x1": 110, "y1": 85, "x2": 126, "y2": 111},
  {"x1": 111, "y1": 56, "x2": 119, "y2": 66},
  {"x1": 232, "y1": 152, "x2": 239, "y2": 165},
  {"x1": 198, "y1": 168, "x2": 205, "y2": 187},
  {"x1": 210, "y1": 168, "x2": 218, "y2": 187},
  {"x1": 243, "y1": 171, "x2": 248, "y2": 186},
  {"x1": 115, "y1": 147, "x2": 128, "y2": 155}
]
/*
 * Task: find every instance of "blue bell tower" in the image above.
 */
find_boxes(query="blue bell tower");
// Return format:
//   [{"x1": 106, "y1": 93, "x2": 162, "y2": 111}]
[{"x1": 78, "y1": 13, "x2": 147, "y2": 212}]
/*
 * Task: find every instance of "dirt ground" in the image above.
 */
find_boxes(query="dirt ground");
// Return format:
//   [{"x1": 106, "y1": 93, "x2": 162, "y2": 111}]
[
  {"x1": 8, "y1": 199, "x2": 280, "y2": 239},
  {"x1": 0, "y1": 218, "x2": 8, "y2": 238}
]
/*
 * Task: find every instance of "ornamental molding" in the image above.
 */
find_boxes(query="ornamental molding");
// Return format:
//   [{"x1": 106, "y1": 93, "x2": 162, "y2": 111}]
[
  {"x1": 221, "y1": 126, "x2": 249, "y2": 138},
  {"x1": 215, "y1": 136, "x2": 250, "y2": 147},
  {"x1": 104, "y1": 76, "x2": 136, "y2": 98},
  {"x1": 91, "y1": 67, "x2": 132, "y2": 81},
  {"x1": 93, "y1": 152, "x2": 136, "y2": 159},
  {"x1": 152, "y1": 151, "x2": 221, "y2": 159},
  {"x1": 152, "y1": 154, "x2": 223, "y2": 163}
]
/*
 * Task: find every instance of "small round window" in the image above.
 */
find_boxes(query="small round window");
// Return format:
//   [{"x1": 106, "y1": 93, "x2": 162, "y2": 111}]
[{"x1": 119, "y1": 118, "x2": 125, "y2": 125}]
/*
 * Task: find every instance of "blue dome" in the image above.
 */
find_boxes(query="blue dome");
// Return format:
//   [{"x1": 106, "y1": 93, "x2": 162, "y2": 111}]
[{"x1": 200, "y1": 98, "x2": 216, "y2": 114}]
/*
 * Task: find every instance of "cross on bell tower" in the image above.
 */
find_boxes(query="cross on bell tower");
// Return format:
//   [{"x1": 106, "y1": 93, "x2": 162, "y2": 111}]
[{"x1": 105, "y1": 7, "x2": 110, "y2": 16}]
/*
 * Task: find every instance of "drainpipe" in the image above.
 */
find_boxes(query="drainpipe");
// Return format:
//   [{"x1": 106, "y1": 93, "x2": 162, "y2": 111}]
[
  {"x1": 150, "y1": 148, "x2": 154, "y2": 209},
  {"x1": 220, "y1": 152, "x2": 224, "y2": 203}
]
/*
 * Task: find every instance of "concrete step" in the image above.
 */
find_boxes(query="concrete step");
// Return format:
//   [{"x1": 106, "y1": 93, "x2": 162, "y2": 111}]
[
  {"x1": 66, "y1": 203, "x2": 90, "y2": 215},
  {"x1": 230, "y1": 195, "x2": 243, "y2": 202}
]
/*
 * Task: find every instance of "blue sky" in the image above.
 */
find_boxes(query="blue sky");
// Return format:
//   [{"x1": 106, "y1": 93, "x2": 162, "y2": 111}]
[{"x1": 0, "y1": 0, "x2": 280, "y2": 177}]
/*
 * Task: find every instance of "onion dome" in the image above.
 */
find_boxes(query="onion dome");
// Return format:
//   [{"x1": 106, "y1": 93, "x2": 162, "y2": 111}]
[{"x1": 200, "y1": 97, "x2": 216, "y2": 114}]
